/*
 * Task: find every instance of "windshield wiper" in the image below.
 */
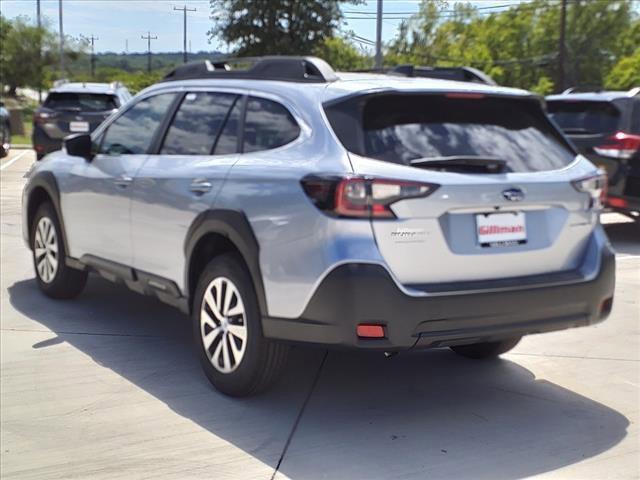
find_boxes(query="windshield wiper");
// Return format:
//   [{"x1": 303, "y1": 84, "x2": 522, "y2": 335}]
[
  {"x1": 409, "y1": 156, "x2": 509, "y2": 174},
  {"x1": 58, "y1": 107, "x2": 82, "y2": 112}
]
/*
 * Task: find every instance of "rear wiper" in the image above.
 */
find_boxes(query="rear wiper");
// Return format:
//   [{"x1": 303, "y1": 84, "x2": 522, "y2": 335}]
[
  {"x1": 59, "y1": 107, "x2": 82, "y2": 112},
  {"x1": 409, "y1": 156, "x2": 509, "y2": 174}
]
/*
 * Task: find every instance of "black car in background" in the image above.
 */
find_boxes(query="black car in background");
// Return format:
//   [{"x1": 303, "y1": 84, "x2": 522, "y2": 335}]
[
  {"x1": 33, "y1": 81, "x2": 131, "y2": 160},
  {"x1": 546, "y1": 88, "x2": 640, "y2": 218}
]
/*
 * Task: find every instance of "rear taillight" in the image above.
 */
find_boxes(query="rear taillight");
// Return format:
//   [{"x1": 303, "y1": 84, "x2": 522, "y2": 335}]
[
  {"x1": 572, "y1": 171, "x2": 607, "y2": 209},
  {"x1": 301, "y1": 176, "x2": 439, "y2": 219},
  {"x1": 594, "y1": 131, "x2": 640, "y2": 159}
]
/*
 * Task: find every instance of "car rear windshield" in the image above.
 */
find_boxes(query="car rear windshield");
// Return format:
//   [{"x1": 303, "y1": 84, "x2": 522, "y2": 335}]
[
  {"x1": 546, "y1": 100, "x2": 621, "y2": 134},
  {"x1": 324, "y1": 93, "x2": 576, "y2": 173},
  {"x1": 44, "y1": 92, "x2": 118, "y2": 112}
]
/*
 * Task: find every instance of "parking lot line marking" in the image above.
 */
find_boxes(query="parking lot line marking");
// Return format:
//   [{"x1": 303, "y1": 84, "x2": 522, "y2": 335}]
[
  {"x1": 617, "y1": 255, "x2": 640, "y2": 261},
  {"x1": 0, "y1": 150, "x2": 30, "y2": 171}
]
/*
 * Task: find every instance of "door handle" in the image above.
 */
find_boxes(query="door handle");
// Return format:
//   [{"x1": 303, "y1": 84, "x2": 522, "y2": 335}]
[
  {"x1": 114, "y1": 175, "x2": 133, "y2": 188},
  {"x1": 189, "y1": 178, "x2": 213, "y2": 195}
]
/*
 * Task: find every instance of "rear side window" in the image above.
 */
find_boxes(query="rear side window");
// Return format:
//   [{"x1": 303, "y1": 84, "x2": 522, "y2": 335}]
[
  {"x1": 547, "y1": 100, "x2": 621, "y2": 134},
  {"x1": 325, "y1": 94, "x2": 576, "y2": 173},
  {"x1": 243, "y1": 97, "x2": 300, "y2": 153},
  {"x1": 161, "y1": 92, "x2": 238, "y2": 155},
  {"x1": 100, "y1": 93, "x2": 176, "y2": 155},
  {"x1": 45, "y1": 92, "x2": 118, "y2": 112}
]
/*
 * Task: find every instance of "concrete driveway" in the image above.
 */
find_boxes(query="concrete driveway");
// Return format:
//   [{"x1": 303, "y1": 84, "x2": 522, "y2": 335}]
[{"x1": 1, "y1": 150, "x2": 638, "y2": 479}]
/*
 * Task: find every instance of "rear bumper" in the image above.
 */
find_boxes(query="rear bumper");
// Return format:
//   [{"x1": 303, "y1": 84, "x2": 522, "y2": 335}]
[{"x1": 263, "y1": 228, "x2": 616, "y2": 350}]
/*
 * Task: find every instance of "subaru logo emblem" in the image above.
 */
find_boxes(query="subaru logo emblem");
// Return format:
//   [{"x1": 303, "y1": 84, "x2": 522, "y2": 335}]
[{"x1": 502, "y1": 188, "x2": 525, "y2": 202}]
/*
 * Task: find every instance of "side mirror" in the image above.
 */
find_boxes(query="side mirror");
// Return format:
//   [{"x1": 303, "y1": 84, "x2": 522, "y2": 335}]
[{"x1": 64, "y1": 134, "x2": 94, "y2": 160}]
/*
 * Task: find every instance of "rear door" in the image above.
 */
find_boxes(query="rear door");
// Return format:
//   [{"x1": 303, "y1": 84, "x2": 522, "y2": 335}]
[
  {"x1": 325, "y1": 93, "x2": 599, "y2": 285},
  {"x1": 130, "y1": 90, "x2": 243, "y2": 287}
]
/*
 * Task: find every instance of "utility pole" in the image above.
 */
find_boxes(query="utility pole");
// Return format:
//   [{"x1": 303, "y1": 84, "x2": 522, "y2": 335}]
[
  {"x1": 558, "y1": 0, "x2": 567, "y2": 92},
  {"x1": 37, "y1": 0, "x2": 42, "y2": 103},
  {"x1": 85, "y1": 35, "x2": 99, "y2": 78},
  {"x1": 374, "y1": 0, "x2": 383, "y2": 70},
  {"x1": 174, "y1": 5, "x2": 196, "y2": 63},
  {"x1": 58, "y1": 0, "x2": 64, "y2": 77},
  {"x1": 141, "y1": 31, "x2": 157, "y2": 73}
]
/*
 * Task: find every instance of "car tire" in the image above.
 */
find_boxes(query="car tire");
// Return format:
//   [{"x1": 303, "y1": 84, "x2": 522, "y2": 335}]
[
  {"x1": 31, "y1": 202, "x2": 88, "y2": 299},
  {"x1": 450, "y1": 337, "x2": 521, "y2": 359},
  {"x1": 193, "y1": 253, "x2": 289, "y2": 397}
]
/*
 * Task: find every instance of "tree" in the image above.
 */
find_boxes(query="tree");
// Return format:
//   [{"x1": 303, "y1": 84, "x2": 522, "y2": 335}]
[
  {"x1": 312, "y1": 37, "x2": 369, "y2": 70},
  {"x1": 386, "y1": 0, "x2": 640, "y2": 92},
  {"x1": 606, "y1": 48, "x2": 640, "y2": 90},
  {"x1": 0, "y1": 15, "x2": 85, "y2": 95},
  {"x1": 0, "y1": 16, "x2": 53, "y2": 95},
  {"x1": 208, "y1": 0, "x2": 360, "y2": 56}
]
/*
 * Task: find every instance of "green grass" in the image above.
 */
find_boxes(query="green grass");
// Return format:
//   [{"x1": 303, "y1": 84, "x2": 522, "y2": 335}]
[{"x1": 11, "y1": 120, "x2": 32, "y2": 146}]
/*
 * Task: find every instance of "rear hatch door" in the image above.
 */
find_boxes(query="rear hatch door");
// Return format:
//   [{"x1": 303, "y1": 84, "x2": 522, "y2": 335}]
[{"x1": 325, "y1": 92, "x2": 601, "y2": 286}]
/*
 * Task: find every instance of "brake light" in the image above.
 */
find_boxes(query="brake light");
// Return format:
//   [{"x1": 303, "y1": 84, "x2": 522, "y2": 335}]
[
  {"x1": 301, "y1": 176, "x2": 439, "y2": 219},
  {"x1": 572, "y1": 171, "x2": 607, "y2": 209},
  {"x1": 594, "y1": 131, "x2": 640, "y2": 159}
]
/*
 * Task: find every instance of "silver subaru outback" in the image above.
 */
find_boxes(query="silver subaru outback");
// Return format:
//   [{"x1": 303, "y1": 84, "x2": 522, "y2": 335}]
[{"x1": 22, "y1": 57, "x2": 615, "y2": 396}]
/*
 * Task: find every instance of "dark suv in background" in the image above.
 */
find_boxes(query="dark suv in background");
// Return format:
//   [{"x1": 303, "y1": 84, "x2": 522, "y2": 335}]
[
  {"x1": 546, "y1": 88, "x2": 640, "y2": 218},
  {"x1": 33, "y1": 81, "x2": 131, "y2": 160}
]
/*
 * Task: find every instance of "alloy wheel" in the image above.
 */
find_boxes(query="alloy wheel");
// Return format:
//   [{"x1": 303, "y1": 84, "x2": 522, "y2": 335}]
[
  {"x1": 34, "y1": 217, "x2": 58, "y2": 283},
  {"x1": 200, "y1": 276, "x2": 248, "y2": 373}
]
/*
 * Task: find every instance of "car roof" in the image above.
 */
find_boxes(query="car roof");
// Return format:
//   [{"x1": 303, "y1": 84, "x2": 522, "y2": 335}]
[
  {"x1": 50, "y1": 82, "x2": 124, "y2": 95},
  {"x1": 546, "y1": 91, "x2": 633, "y2": 102},
  {"x1": 141, "y1": 71, "x2": 533, "y2": 105}
]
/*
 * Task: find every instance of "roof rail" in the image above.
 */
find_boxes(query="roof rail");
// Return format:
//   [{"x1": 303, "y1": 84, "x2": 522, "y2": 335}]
[
  {"x1": 110, "y1": 81, "x2": 125, "y2": 90},
  {"x1": 561, "y1": 87, "x2": 576, "y2": 94},
  {"x1": 628, "y1": 87, "x2": 640, "y2": 97},
  {"x1": 162, "y1": 56, "x2": 339, "y2": 83},
  {"x1": 388, "y1": 65, "x2": 497, "y2": 86}
]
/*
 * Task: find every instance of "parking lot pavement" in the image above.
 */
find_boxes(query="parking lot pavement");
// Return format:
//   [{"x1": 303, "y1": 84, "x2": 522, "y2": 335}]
[{"x1": 1, "y1": 149, "x2": 639, "y2": 480}]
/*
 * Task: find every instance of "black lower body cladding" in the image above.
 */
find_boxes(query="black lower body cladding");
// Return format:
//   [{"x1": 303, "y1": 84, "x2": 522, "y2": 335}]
[{"x1": 262, "y1": 243, "x2": 615, "y2": 351}]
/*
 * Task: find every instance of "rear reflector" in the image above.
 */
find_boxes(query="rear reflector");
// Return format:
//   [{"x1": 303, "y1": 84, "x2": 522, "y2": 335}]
[
  {"x1": 357, "y1": 324, "x2": 385, "y2": 338},
  {"x1": 600, "y1": 297, "x2": 613, "y2": 318},
  {"x1": 607, "y1": 196, "x2": 628, "y2": 209}
]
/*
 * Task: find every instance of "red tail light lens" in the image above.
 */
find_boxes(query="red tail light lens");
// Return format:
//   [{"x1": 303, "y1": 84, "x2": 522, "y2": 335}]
[
  {"x1": 594, "y1": 131, "x2": 640, "y2": 159},
  {"x1": 301, "y1": 176, "x2": 439, "y2": 219},
  {"x1": 572, "y1": 170, "x2": 607, "y2": 209}
]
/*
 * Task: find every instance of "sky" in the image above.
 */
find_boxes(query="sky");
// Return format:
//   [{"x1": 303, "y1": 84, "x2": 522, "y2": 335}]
[{"x1": 0, "y1": 0, "x2": 531, "y2": 54}]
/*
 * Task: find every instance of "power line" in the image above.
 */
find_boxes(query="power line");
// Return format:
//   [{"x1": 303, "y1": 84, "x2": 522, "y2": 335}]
[
  {"x1": 173, "y1": 5, "x2": 197, "y2": 64},
  {"x1": 141, "y1": 31, "x2": 158, "y2": 73}
]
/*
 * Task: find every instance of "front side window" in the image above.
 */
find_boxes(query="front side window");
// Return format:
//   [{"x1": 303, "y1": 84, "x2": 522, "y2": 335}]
[
  {"x1": 243, "y1": 97, "x2": 300, "y2": 153},
  {"x1": 161, "y1": 92, "x2": 238, "y2": 155},
  {"x1": 100, "y1": 93, "x2": 176, "y2": 155}
]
